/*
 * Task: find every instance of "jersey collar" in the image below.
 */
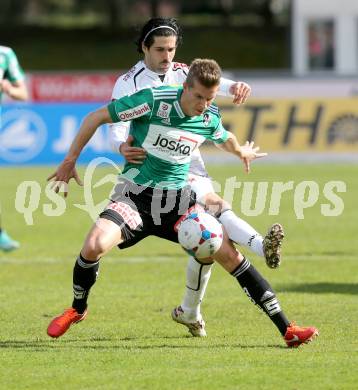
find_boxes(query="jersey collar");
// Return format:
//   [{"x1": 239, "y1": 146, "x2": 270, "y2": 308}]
[
  {"x1": 141, "y1": 60, "x2": 167, "y2": 82},
  {"x1": 173, "y1": 87, "x2": 186, "y2": 118}
]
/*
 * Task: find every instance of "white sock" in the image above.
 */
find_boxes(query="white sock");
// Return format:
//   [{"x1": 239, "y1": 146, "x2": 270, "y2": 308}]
[
  {"x1": 219, "y1": 210, "x2": 264, "y2": 257},
  {"x1": 181, "y1": 256, "x2": 213, "y2": 321}
]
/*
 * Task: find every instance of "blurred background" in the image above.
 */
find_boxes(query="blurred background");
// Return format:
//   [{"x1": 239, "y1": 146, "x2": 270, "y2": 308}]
[{"x1": 1, "y1": 0, "x2": 358, "y2": 164}]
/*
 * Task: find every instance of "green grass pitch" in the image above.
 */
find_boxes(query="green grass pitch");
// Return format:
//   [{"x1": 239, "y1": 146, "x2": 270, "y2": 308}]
[{"x1": 1, "y1": 163, "x2": 357, "y2": 389}]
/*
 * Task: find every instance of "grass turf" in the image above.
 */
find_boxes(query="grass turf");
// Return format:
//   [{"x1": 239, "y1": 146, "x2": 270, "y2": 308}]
[{"x1": 0, "y1": 163, "x2": 357, "y2": 389}]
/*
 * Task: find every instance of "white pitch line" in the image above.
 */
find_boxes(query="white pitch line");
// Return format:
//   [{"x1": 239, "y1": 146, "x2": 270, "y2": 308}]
[
  {"x1": 0, "y1": 254, "x2": 356, "y2": 265},
  {"x1": 0, "y1": 256, "x2": 180, "y2": 265}
]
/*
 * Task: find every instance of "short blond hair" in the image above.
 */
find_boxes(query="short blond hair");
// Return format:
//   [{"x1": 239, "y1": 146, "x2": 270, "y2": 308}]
[{"x1": 186, "y1": 59, "x2": 221, "y2": 88}]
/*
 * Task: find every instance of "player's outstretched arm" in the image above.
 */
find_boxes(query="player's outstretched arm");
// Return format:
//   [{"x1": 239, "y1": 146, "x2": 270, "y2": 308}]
[
  {"x1": 217, "y1": 132, "x2": 267, "y2": 173},
  {"x1": 0, "y1": 79, "x2": 28, "y2": 101},
  {"x1": 47, "y1": 106, "x2": 113, "y2": 197}
]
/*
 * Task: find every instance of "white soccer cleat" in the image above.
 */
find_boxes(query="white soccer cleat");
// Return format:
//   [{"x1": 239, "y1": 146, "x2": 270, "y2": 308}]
[
  {"x1": 171, "y1": 305, "x2": 207, "y2": 337},
  {"x1": 263, "y1": 223, "x2": 285, "y2": 268}
]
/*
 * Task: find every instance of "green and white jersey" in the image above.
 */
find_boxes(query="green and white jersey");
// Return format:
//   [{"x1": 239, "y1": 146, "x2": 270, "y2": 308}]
[
  {"x1": 107, "y1": 85, "x2": 228, "y2": 189},
  {"x1": 0, "y1": 46, "x2": 25, "y2": 101}
]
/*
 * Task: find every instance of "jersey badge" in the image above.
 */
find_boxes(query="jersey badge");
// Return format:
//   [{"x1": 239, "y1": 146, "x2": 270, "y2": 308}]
[
  {"x1": 203, "y1": 112, "x2": 211, "y2": 127},
  {"x1": 157, "y1": 102, "x2": 172, "y2": 119}
]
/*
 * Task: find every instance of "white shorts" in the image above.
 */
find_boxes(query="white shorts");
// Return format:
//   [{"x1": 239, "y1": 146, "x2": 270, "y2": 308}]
[{"x1": 187, "y1": 173, "x2": 215, "y2": 203}]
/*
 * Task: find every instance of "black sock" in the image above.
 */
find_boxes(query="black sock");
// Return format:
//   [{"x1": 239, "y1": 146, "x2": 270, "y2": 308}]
[
  {"x1": 72, "y1": 253, "x2": 100, "y2": 314},
  {"x1": 231, "y1": 257, "x2": 289, "y2": 335}
]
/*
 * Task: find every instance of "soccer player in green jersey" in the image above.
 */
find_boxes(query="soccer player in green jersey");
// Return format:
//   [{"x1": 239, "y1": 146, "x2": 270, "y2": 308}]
[
  {"x1": 0, "y1": 45, "x2": 28, "y2": 252},
  {"x1": 111, "y1": 18, "x2": 284, "y2": 338},
  {"x1": 46, "y1": 59, "x2": 318, "y2": 347}
]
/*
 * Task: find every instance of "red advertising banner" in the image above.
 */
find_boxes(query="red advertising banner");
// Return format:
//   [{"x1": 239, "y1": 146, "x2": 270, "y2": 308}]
[{"x1": 29, "y1": 73, "x2": 120, "y2": 102}]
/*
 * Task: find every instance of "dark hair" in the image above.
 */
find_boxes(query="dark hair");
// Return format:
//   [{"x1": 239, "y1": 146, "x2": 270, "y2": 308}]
[
  {"x1": 136, "y1": 17, "x2": 182, "y2": 54},
  {"x1": 186, "y1": 59, "x2": 222, "y2": 88}
]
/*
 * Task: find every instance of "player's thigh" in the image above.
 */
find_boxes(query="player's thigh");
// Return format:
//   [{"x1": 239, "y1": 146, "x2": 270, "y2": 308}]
[
  {"x1": 100, "y1": 200, "x2": 150, "y2": 250},
  {"x1": 154, "y1": 194, "x2": 198, "y2": 244},
  {"x1": 202, "y1": 191, "x2": 231, "y2": 216},
  {"x1": 188, "y1": 174, "x2": 231, "y2": 213},
  {"x1": 81, "y1": 218, "x2": 124, "y2": 258},
  {"x1": 188, "y1": 174, "x2": 215, "y2": 203}
]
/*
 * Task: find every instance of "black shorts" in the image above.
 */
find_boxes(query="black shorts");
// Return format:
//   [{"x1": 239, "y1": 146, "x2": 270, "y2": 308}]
[{"x1": 99, "y1": 179, "x2": 198, "y2": 249}]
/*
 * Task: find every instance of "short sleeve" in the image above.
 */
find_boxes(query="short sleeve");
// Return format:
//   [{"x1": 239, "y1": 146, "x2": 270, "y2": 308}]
[
  {"x1": 209, "y1": 121, "x2": 229, "y2": 144},
  {"x1": 5, "y1": 48, "x2": 25, "y2": 82}
]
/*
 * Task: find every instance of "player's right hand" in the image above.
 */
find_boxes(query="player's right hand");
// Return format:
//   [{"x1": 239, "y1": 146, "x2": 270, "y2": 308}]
[
  {"x1": 120, "y1": 135, "x2": 147, "y2": 164},
  {"x1": 47, "y1": 158, "x2": 83, "y2": 197},
  {"x1": 239, "y1": 141, "x2": 267, "y2": 173}
]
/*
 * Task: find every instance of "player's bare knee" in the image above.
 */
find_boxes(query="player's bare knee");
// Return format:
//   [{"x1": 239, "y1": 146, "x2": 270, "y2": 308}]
[{"x1": 82, "y1": 234, "x2": 108, "y2": 260}]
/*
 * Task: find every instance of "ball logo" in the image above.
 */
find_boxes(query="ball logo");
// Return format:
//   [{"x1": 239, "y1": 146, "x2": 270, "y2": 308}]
[{"x1": 0, "y1": 109, "x2": 47, "y2": 163}]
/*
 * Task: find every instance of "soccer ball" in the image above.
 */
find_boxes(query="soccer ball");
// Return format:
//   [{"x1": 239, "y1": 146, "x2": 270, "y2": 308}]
[{"x1": 178, "y1": 212, "x2": 223, "y2": 259}]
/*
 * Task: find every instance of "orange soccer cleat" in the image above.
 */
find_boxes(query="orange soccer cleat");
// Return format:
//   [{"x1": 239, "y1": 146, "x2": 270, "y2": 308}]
[
  {"x1": 284, "y1": 322, "x2": 319, "y2": 348},
  {"x1": 47, "y1": 308, "x2": 87, "y2": 338}
]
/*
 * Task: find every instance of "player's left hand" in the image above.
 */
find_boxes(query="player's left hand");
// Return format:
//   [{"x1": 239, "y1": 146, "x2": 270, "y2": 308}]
[
  {"x1": 230, "y1": 82, "x2": 251, "y2": 105},
  {"x1": 119, "y1": 135, "x2": 147, "y2": 164},
  {"x1": 239, "y1": 141, "x2": 267, "y2": 173}
]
